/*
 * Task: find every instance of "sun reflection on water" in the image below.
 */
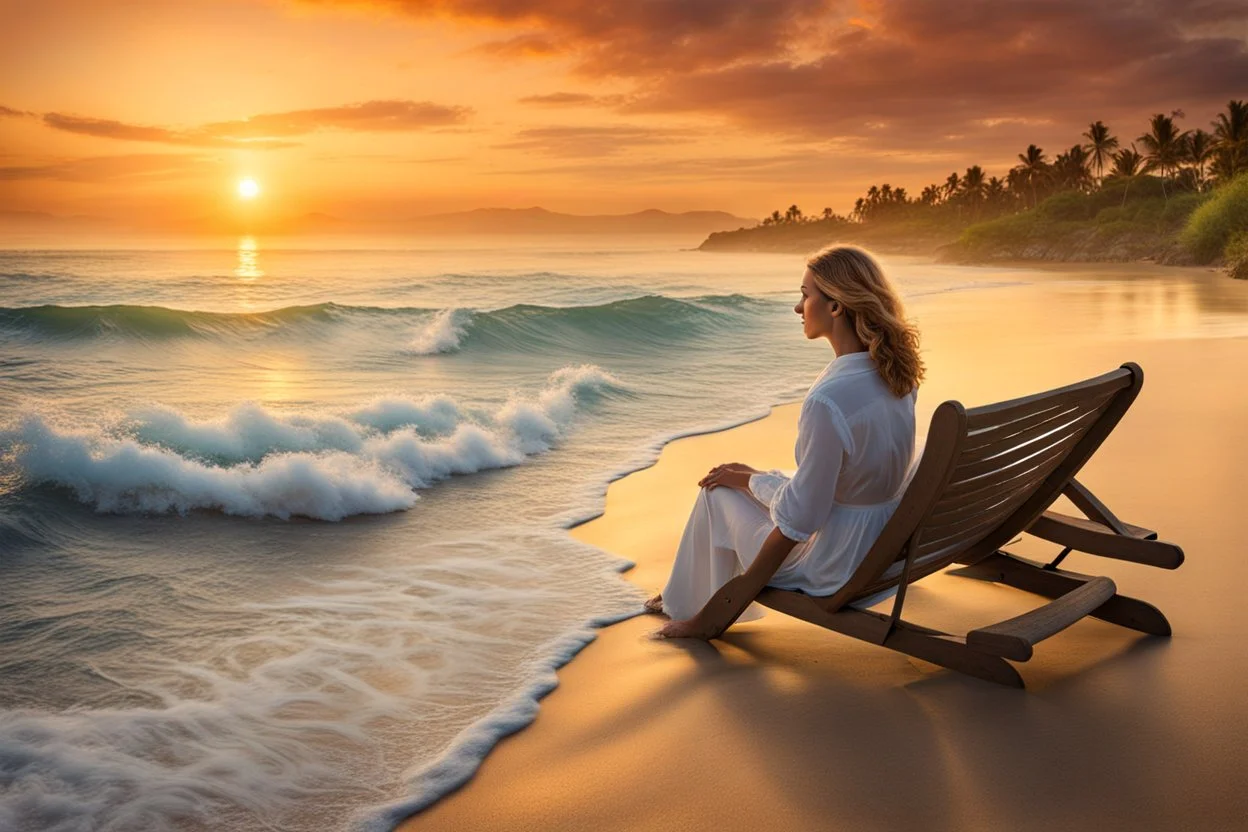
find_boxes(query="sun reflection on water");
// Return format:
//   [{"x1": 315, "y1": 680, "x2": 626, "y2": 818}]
[{"x1": 235, "y1": 236, "x2": 264, "y2": 280}]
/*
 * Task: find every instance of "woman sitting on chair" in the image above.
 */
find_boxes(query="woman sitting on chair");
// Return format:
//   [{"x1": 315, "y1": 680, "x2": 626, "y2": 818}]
[{"x1": 650, "y1": 245, "x2": 924, "y2": 640}]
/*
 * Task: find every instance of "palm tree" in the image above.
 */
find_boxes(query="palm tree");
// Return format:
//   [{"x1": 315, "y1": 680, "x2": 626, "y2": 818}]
[
  {"x1": 943, "y1": 172, "x2": 960, "y2": 201},
  {"x1": 1186, "y1": 129, "x2": 1216, "y2": 191},
  {"x1": 1211, "y1": 99, "x2": 1247, "y2": 182},
  {"x1": 920, "y1": 184, "x2": 942, "y2": 205},
  {"x1": 985, "y1": 176, "x2": 1008, "y2": 215},
  {"x1": 1109, "y1": 145, "x2": 1145, "y2": 207},
  {"x1": 769, "y1": 209, "x2": 782, "y2": 225},
  {"x1": 1109, "y1": 146, "x2": 1144, "y2": 178},
  {"x1": 1052, "y1": 145, "x2": 1093, "y2": 192},
  {"x1": 784, "y1": 204, "x2": 803, "y2": 223},
  {"x1": 1138, "y1": 112, "x2": 1190, "y2": 199},
  {"x1": 1082, "y1": 121, "x2": 1119, "y2": 184},
  {"x1": 821, "y1": 207, "x2": 834, "y2": 220},
  {"x1": 956, "y1": 165, "x2": 986, "y2": 220},
  {"x1": 1014, "y1": 144, "x2": 1048, "y2": 208}
]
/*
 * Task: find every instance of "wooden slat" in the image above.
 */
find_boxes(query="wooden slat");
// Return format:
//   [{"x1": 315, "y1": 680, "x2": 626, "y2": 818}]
[
  {"x1": 922, "y1": 493, "x2": 1036, "y2": 553},
  {"x1": 966, "y1": 576, "x2": 1117, "y2": 661},
  {"x1": 952, "y1": 409, "x2": 1100, "y2": 480},
  {"x1": 965, "y1": 400, "x2": 1074, "y2": 444},
  {"x1": 942, "y1": 437, "x2": 1076, "y2": 500},
  {"x1": 965, "y1": 369, "x2": 1131, "y2": 431},
  {"x1": 928, "y1": 469, "x2": 1053, "y2": 525},
  {"x1": 962, "y1": 393, "x2": 1113, "y2": 456},
  {"x1": 947, "y1": 365, "x2": 1146, "y2": 571},
  {"x1": 918, "y1": 489, "x2": 1038, "y2": 555},
  {"x1": 937, "y1": 459, "x2": 1055, "y2": 507}
]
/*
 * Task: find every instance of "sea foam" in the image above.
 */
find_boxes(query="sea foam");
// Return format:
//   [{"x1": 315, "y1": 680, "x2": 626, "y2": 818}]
[
  {"x1": 406, "y1": 308, "x2": 469, "y2": 355},
  {"x1": 8, "y1": 365, "x2": 623, "y2": 520},
  {"x1": 0, "y1": 529, "x2": 643, "y2": 832}
]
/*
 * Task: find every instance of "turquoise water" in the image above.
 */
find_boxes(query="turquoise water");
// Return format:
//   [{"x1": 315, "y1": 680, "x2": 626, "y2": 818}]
[{"x1": 0, "y1": 238, "x2": 1033, "y2": 830}]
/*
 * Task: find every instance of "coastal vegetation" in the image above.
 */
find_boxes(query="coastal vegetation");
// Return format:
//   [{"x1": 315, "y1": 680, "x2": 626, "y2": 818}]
[{"x1": 701, "y1": 101, "x2": 1248, "y2": 276}]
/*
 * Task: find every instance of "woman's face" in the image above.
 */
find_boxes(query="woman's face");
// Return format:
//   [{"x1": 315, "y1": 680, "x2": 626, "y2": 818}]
[{"x1": 795, "y1": 268, "x2": 837, "y2": 340}]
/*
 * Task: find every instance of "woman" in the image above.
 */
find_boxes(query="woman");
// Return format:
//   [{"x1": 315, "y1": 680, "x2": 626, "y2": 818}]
[{"x1": 650, "y1": 245, "x2": 923, "y2": 640}]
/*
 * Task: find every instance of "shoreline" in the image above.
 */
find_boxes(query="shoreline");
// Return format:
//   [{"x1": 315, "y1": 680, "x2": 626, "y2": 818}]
[{"x1": 399, "y1": 268, "x2": 1248, "y2": 831}]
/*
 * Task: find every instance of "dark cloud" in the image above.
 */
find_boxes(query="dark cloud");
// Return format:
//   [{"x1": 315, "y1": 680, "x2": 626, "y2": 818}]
[
  {"x1": 495, "y1": 125, "x2": 699, "y2": 157},
  {"x1": 38, "y1": 100, "x2": 473, "y2": 148},
  {"x1": 307, "y1": 0, "x2": 1247, "y2": 152},
  {"x1": 1, "y1": 105, "x2": 34, "y2": 118},
  {"x1": 308, "y1": 0, "x2": 833, "y2": 74},
  {"x1": 626, "y1": 0, "x2": 1248, "y2": 151},
  {"x1": 0, "y1": 154, "x2": 215, "y2": 182}
]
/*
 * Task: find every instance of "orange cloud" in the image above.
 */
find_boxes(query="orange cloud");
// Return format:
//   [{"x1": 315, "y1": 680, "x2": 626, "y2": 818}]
[
  {"x1": 41, "y1": 113, "x2": 297, "y2": 149},
  {"x1": 38, "y1": 100, "x2": 472, "y2": 149},
  {"x1": 199, "y1": 99, "x2": 472, "y2": 138},
  {"x1": 0, "y1": 154, "x2": 215, "y2": 182},
  {"x1": 518, "y1": 91, "x2": 627, "y2": 107},
  {"x1": 495, "y1": 125, "x2": 699, "y2": 157}
]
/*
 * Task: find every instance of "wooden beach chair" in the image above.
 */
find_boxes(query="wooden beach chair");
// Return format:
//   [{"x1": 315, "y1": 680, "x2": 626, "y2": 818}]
[{"x1": 751, "y1": 362, "x2": 1184, "y2": 688}]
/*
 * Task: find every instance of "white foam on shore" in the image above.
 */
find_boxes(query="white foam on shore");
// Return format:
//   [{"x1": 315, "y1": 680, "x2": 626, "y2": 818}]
[
  {"x1": 7, "y1": 365, "x2": 624, "y2": 520},
  {"x1": 0, "y1": 530, "x2": 644, "y2": 832}
]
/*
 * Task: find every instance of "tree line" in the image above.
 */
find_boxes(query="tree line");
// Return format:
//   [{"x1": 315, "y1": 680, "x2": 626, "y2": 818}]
[{"x1": 758, "y1": 100, "x2": 1247, "y2": 227}]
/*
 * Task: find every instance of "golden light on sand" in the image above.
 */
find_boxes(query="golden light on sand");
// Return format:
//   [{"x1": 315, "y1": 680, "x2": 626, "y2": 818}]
[{"x1": 237, "y1": 178, "x2": 261, "y2": 200}]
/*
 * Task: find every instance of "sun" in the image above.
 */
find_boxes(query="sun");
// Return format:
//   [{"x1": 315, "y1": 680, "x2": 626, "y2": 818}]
[{"x1": 237, "y1": 178, "x2": 261, "y2": 200}]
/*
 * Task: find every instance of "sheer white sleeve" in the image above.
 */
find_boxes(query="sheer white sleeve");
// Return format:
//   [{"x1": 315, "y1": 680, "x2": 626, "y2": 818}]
[
  {"x1": 747, "y1": 470, "x2": 790, "y2": 505},
  {"x1": 765, "y1": 397, "x2": 850, "y2": 542}
]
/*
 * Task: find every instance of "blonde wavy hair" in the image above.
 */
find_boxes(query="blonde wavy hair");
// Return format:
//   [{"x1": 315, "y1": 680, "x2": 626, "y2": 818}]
[{"x1": 805, "y1": 245, "x2": 925, "y2": 397}]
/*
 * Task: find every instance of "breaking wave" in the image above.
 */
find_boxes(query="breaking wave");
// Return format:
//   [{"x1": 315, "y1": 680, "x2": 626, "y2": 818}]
[
  {"x1": 4, "y1": 365, "x2": 625, "y2": 520},
  {"x1": 406, "y1": 308, "x2": 469, "y2": 355},
  {"x1": 0, "y1": 295, "x2": 771, "y2": 355}
]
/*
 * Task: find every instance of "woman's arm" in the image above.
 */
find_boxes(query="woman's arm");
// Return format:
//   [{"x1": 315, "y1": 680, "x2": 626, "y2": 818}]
[
  {"x1": 658, "y1": 399, "x2": 848, "y2": 640},
  {"x1": 657, "y1": 526, "x2": 798, "y2": 640}
]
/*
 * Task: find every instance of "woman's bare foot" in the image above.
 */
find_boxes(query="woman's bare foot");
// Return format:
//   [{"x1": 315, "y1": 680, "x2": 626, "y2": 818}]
[{"x1": 644, "y1": 594, "x2": 665, "y2": 614}]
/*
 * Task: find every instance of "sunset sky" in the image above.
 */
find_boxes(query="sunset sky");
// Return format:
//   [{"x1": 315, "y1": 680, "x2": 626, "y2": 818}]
[{"x1": 2, "y1": 0, "x2": 1245, "y2": 232}]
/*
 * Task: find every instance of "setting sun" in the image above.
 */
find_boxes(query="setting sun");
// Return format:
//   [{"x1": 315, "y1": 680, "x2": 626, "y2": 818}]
[{"x1": 237, "y1": 178, "x2": 261, "y2": 200}]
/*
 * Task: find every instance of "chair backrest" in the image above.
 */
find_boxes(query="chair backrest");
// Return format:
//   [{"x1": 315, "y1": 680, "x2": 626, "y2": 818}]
[{"x1": 822, "y1": 363, "x2": 1143, "y2": 610}]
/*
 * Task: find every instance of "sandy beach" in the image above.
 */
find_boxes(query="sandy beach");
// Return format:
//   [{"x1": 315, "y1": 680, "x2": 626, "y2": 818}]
[{"x1": 404, "y1": 265, "x2": 1248, "y2": 831}]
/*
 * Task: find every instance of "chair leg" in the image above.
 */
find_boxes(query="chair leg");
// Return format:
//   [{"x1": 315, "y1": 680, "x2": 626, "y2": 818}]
[
  {"x1": 949, "y1": 552, "x2": 1172, "y2": 636},
  {"x1": 884, "y1": 620, "x2": 1025, "y2": 688},
  {"x1": 755, "y1": 590, "x2": 1026, "y2": 688}
]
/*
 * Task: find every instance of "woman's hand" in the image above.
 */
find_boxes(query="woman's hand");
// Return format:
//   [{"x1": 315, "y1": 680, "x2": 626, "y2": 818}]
[{"x1": 698, "y1": 462, "x2": 759, "y2": 491}]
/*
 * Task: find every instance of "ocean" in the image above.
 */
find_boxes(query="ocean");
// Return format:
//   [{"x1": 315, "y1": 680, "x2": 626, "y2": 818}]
[{"x1": 0, "y1": 237, "x2": 1069, "y2": 830}]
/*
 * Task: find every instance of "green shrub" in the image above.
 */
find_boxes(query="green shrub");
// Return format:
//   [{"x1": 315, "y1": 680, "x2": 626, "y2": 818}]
[
  {"x1": 1161, "y1": 191, "x2": 1207, "y2": 226},
  {"x1": 1094, "y1": 219, "x2": 1139, "y2": 240},
  {"x1": 1181, "y1": 174, "x2": 1248, "y2": 263},
  {"x1": 1036, "y1": 191, "x2": 1094, "y2": 221},
  {"x1": 1095, "y1": 206, "x2": 1126, "y2": 224},
  {"x1": 1225, "y1": 230, "x2": 1248, "y2": 280},
  {"x1": 1097, "y1": 175, "x2": 1168, "y2": 206},
  {"x1": 1132, "y1": 199, "x2": 1165, "y2": 225}
]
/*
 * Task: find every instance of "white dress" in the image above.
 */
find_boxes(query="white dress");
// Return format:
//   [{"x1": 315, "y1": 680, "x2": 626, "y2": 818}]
[{"x1": 661, "y1": 351, "x2": 917, "y2": 621}]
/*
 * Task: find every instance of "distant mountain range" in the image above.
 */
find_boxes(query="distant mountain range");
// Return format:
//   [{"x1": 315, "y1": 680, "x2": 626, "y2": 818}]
[{"x1": 0, "y1": 207, "x2": 756, "y2": 239}]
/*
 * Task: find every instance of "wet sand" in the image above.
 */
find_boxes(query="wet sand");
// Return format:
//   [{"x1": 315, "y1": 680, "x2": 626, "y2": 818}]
[{"x1": 403, "y1": 267, "x2": 1248, "y2": 831}]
